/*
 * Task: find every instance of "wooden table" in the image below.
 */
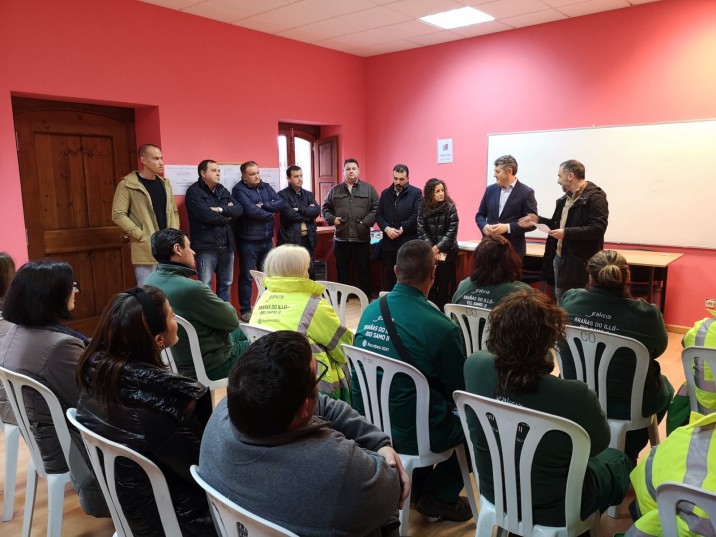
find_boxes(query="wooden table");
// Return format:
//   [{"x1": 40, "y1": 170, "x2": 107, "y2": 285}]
[{"x1": 458, "y1": 241, "x2": 683, "y2": 312}]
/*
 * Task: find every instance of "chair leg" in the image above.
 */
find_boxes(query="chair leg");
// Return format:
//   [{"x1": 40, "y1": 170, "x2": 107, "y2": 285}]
[
  {"x1": 2, "y1": 425, "x2": 20, "y2": 521},
  {"x1": 22, "y1": 461, "x2": 38, "y2": 537},
  {"x1": 475, "y1": 497, "x2": 497, "y2": 537},
  {"x1": 46, "y1": 473, "x2": 68, "y2": 537},
  {"x1": 455, "y1": 445, "x2": 478, "y2": 518}
]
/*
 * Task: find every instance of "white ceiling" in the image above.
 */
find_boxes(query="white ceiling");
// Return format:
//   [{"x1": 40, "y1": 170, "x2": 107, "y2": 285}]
[{"x1": 139, "y1": 0, "x2": 661, "y2": 57}]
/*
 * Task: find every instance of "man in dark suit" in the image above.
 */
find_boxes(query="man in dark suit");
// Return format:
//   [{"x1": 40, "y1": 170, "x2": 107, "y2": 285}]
[{"x1": 475, "y1": 154, "x2": 537, "y2": 258}]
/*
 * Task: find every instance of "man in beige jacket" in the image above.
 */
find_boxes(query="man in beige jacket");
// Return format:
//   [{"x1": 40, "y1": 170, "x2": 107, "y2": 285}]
[{"x1": 112, "y1": 144, "x2": 180, "y2": 284}]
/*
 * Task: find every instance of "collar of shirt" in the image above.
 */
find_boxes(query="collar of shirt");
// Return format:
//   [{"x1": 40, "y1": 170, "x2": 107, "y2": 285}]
[{"x1": 500, "y1": 179, "x2": 517, "y2": 192}]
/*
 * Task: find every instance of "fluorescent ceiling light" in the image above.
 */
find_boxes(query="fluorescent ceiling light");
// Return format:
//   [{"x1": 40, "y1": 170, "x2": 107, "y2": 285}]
[{"x1": 420, "y1": 6, "x2": 494, "y2": 30}]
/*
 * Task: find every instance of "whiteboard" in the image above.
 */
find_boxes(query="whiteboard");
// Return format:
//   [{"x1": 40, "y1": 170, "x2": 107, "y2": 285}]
[{"x1": 487, "y1": 120, "x2": 716, "y2": 250}]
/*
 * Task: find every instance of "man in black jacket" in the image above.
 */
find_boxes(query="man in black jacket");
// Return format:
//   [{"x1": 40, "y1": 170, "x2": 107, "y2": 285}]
[
  {"x1": 376, "y1": 164, "x2": 422, "y2": 291},
  {"x1": 277, "y1": 165, "x2": 320, "y2": 279},
  {"x1": 185, "y1": 160, "x2": 243, "y2": 301},
  {"x1": 519, "y1": 159, "x2": 608, "y2": 301}
]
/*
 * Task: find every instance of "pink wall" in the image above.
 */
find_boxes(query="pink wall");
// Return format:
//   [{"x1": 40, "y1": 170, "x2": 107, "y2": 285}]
[
  {"x1": 365, "y1": 0, "x2": 716, "y2": 327},
  {"x1": 0, "y1": 0, "x2": 365, "y2": 261}
]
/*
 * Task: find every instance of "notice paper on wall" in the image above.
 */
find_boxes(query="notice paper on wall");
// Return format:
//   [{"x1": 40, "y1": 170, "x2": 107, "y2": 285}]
[
  {"x1": 437, "y1": 138, "x2": 453, "y2": 164},
  {"x1": 164, "y1": 165, "x2": 195, "y2": 195}
]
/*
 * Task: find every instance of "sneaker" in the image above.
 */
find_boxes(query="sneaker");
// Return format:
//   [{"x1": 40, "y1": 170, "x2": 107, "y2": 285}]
[
  {"x1": 415, "y1": 493, "x2": 473, "y2": 522},
  {"x1": 240, "y1": 312, "x2": 251, "y2": 322}
]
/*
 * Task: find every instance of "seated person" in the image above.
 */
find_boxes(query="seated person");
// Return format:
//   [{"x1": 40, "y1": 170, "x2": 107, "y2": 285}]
[
  {"x1": 560, "y1": 250, "x2": 673, "y2": 462},
  {"x1": 465, "y1": 289, "x2": 631, "y2": 526},
  {"x1": 145, "y1": 228, "x2": 248, "y2": 380},
  {"x1": 355, "y1": 239, "x2": 472, "y2": 522},
  {"x1": 199, "y1": 331, "x2": 409, "y2": 537},
  {"x1": 0, "y1": 260, "x2": 108, "y2": 517},
  {"x1": 627, "y1": 410, "x2": 716, "y2": 536},
  {"x1": 250, "y1": 244, "x2": 353, "y2": 402},
  {"x1": 451, "y1": 235, "x2": 531, "y2": 308},
  {"x1": 667, "y1": 307, "x2": 716, "y2": 433},
  {"x1": 0, "y1": 251, "x2": 17, "y2": 424},
  {"x1": 77, "y1": 286, "x2": 216, "y2": 537}
]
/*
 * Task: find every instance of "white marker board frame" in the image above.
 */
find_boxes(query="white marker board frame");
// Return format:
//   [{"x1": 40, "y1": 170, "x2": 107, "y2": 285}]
[{"x1": 487, "y1": 120, "x2": 716, "y2": 249}]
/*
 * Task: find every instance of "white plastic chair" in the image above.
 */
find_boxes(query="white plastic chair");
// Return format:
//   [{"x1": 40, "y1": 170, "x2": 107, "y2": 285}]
[
  {"x1": 453, "y1": 391, "x2": 601, "y2": 537},
  {"x1": 681, "y1": 346, "x2": 716, "y2": 413},
  {"x1": 558, "y1": 326, "x2": 660, "y2": 452},
  {"x1": 1, "y1": 416, "x2": 21, "y2": 521},
  {"x1": 190, "y1": 465, "x2": 299, "y2": 537},
  {"x1": 0, "y1": 366, "x2": 72, "y2": 537},
  {"x1": 444, "y1": 304, "x2": 491, "y2": 354},
  {"x1": 317, "y1": 281, "x2": 369, "y2": 326},
  {"x1": 66, "y1": 408, "x2": 182, "y2": 537},
  {"x1": 175, "y1": 315, "x2": 228, "y2": 406},
  {"x1": 239, "y1": 322, "x2": 275, "y2": 344},
  {"x1": 656, "y1": 481, "x2": 716, "y2": 536},
  {"x1": 343, "y1": 344, "x2": 477, "y2": 532},
  {"x1": 250, "y1": 270, "x2": 267, "y2": 299}
]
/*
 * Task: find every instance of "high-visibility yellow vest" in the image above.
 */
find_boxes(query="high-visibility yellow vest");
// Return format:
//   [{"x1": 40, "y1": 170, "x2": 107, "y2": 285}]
[
  {"x1": 627, "y1": 411, "x2": 716, "y2": 536},
  {"x1": 683, "y1": 317, "x2": 716, "y2": 414}
]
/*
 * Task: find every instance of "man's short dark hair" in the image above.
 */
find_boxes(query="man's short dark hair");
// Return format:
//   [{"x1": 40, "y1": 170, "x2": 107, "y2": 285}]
[
  {"x1": 151, "y1": 228, "x2": 188, "y2": 263},
  {"x1": 396, "y1": 239, "x2": 433, "y2": 285},
  {"x1": 137, "y1": 144, "x2": 160, "y2": 159},
  {"x1": 286, "y1": 165, "x2": 302, "y2": 178},
  {"x1": 560, "y1": 159, "x2": 585, "y2": 180},
  {"x1": 494, "y1": 155, "x2": 518, "y2": 175},
  {"x1": 343, "y1": 158, "x2": 359, "y2": 168},
  {"x1": 240, "y1": 160, "x2": 258, "y2": 175},
  {"x1": 393, "y1": 164, "x2": 409, "y2": 176},
  {"x1": 198, "y1": 159, "x2": 217, "y2": 177},
  {"x1": 227, "y1": 331, "x2": 314, "y2": 437}
]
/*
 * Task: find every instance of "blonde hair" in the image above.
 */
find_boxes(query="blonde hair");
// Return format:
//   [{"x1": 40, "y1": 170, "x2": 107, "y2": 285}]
[
  {"x1": 587, "y1": 250, "x2": 630, "y2": 294},
  {"x1": 263, "y1": 245, "x2": 310, "y2": 278}
]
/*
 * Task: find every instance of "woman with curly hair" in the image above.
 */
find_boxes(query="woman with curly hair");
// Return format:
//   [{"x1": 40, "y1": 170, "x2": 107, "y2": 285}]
[
  {"x1": 417, "y1": 178, "x2": 459, "y2": 310},
  {"x1": 463, "y1": 289, "x2": 631, "y2": 526},
  {"x1": 452, "y1": 234, "x2": 531, "y2": 309}
]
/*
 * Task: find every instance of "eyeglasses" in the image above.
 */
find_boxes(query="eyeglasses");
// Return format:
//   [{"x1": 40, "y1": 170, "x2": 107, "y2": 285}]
[
  {"x1": 72, "y1": 282, "x2": 80, "y2": 292},
  {"x1": 314, "y1": 360, "x2": 329, "y2": 387}
]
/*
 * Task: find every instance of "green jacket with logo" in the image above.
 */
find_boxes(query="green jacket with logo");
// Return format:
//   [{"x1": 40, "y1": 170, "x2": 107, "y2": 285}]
[{"x1": 354, "y1": 283, "x2": 466, "y2": 454}]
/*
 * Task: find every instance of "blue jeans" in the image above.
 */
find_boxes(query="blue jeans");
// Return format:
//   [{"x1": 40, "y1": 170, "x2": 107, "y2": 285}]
[
  {"x1": 134, "y1": 264, "x2": 157, "y2": 285},
  {"x1": 196, "y1": 248, "x2": 234, "y2": 302},
  {"x1": 238, "y1": 239, "x2": 273, "y2": 314}
]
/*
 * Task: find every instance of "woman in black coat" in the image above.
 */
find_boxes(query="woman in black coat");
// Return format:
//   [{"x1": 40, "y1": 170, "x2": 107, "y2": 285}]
[
  {"x1": 417, "y1": 178, "x2": 459, "y2": 310},
  {"x1": 76, "y1": 286, "x2": 217, "y2": 537}
]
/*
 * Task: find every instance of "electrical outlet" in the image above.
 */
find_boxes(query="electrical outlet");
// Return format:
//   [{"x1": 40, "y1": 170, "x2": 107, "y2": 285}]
[{"x1": 707, "y1": 299, "x2": 716, "y2": 309}]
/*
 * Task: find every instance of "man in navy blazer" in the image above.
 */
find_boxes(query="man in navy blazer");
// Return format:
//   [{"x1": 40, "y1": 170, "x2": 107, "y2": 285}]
[{"x1": 475, "y1": 155, "x2": 537, "y2": 258}]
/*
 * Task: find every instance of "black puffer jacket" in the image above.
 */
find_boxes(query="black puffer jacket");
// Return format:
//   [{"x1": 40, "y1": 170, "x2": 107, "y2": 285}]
[
  {"x1": 418, "y1": 201, "x2": 459, "y2": 262},
  {"x1": 77, "y1": 354, "x2": 216, "y2": 537}
]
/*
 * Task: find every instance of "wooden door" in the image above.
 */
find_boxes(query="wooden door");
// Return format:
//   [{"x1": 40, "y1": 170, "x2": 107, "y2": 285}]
[
  {"x1": 313, "y1": 135, "x2": 339, "y2": 209},
  {"x1": 12, "y1": 97, "x2": 137, "y2": 336}
]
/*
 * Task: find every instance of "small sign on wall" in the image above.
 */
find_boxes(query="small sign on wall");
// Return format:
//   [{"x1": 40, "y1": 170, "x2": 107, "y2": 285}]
[{"x1": 437, "y1": 138, "x2": 453, "y2": 164}]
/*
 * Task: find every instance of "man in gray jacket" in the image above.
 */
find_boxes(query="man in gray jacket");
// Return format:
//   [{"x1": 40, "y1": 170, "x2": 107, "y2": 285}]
[
  {"x1": 199, "y1": 331, "x2": 409, "y2": 537},
  {"x1": 322, "y1": 158, "x2": 379, "y2": 298}
]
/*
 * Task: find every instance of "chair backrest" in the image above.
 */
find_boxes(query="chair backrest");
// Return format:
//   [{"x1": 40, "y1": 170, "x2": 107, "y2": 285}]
[
  {"x1": 250, "y1": 270, "x2": 267, "y2": 299},
  {"x1": 190, "y1": 465, "x2": 299, "y2": 537},
  {"x1": 66, "y1": 408, "x2": 182, "y2": 537},
  {"x1": 175, "y1": 315, "x2": 228, "y2": 395},
  {"x1": 161, "y1": 347, "x2": 178, "y2": 374},
  {"x1": 317, "y1": 281, "x2": 369, "y2": 326},
  {"x1": 342, "y1": 344, "x2": 435, "y2": 458},
  {"x1": 559, "y1": 325, "x2": 651, "y2": 423},
  {"x1": 656, "y1": 481, "x2": 716, "y2": 536},
  {"x1": 0, "y1": 366, "x2": 71, "y2": 480},
  {"x1": 453, "y1": 390, "x2": 594, "y2": 535},
  {"x1": 239, "y1": 322, "x2": 275, "y2": 344},
  {"x1": 682, "y1": 346, "x2": 716, "y2": 413},
  {"x1": 444, "y1": 303, "x2": 491, "y2": 354}
]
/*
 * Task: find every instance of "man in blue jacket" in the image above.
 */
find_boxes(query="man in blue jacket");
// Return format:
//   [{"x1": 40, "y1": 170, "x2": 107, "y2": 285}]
[
  {"x1": 277, "y1": 165, "x2": 320, "y2": 279},
  {"x1": 232, "y1": 161, "x2": 285, "y2": 321},
  {"x1": 476, "y1": 154, "x2": 537, "y2": 258},
  {"x1": 376, "y1": 164, "x2": 422, "y2": 291},
  {"x1": 185, "y1": 160, "x2": 243, "y2": 301}
]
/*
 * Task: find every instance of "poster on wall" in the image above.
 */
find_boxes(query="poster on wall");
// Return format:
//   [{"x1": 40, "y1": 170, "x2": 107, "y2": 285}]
[
  {"x1": 260, "y1": 168, "x2": 281, "y2": 192},
  {"x1": 164, "y1": 165, "x2": 196, "y2": 195},
  {"x1": 437, "y1": 138, "x2": 453, "y2": 164}
]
